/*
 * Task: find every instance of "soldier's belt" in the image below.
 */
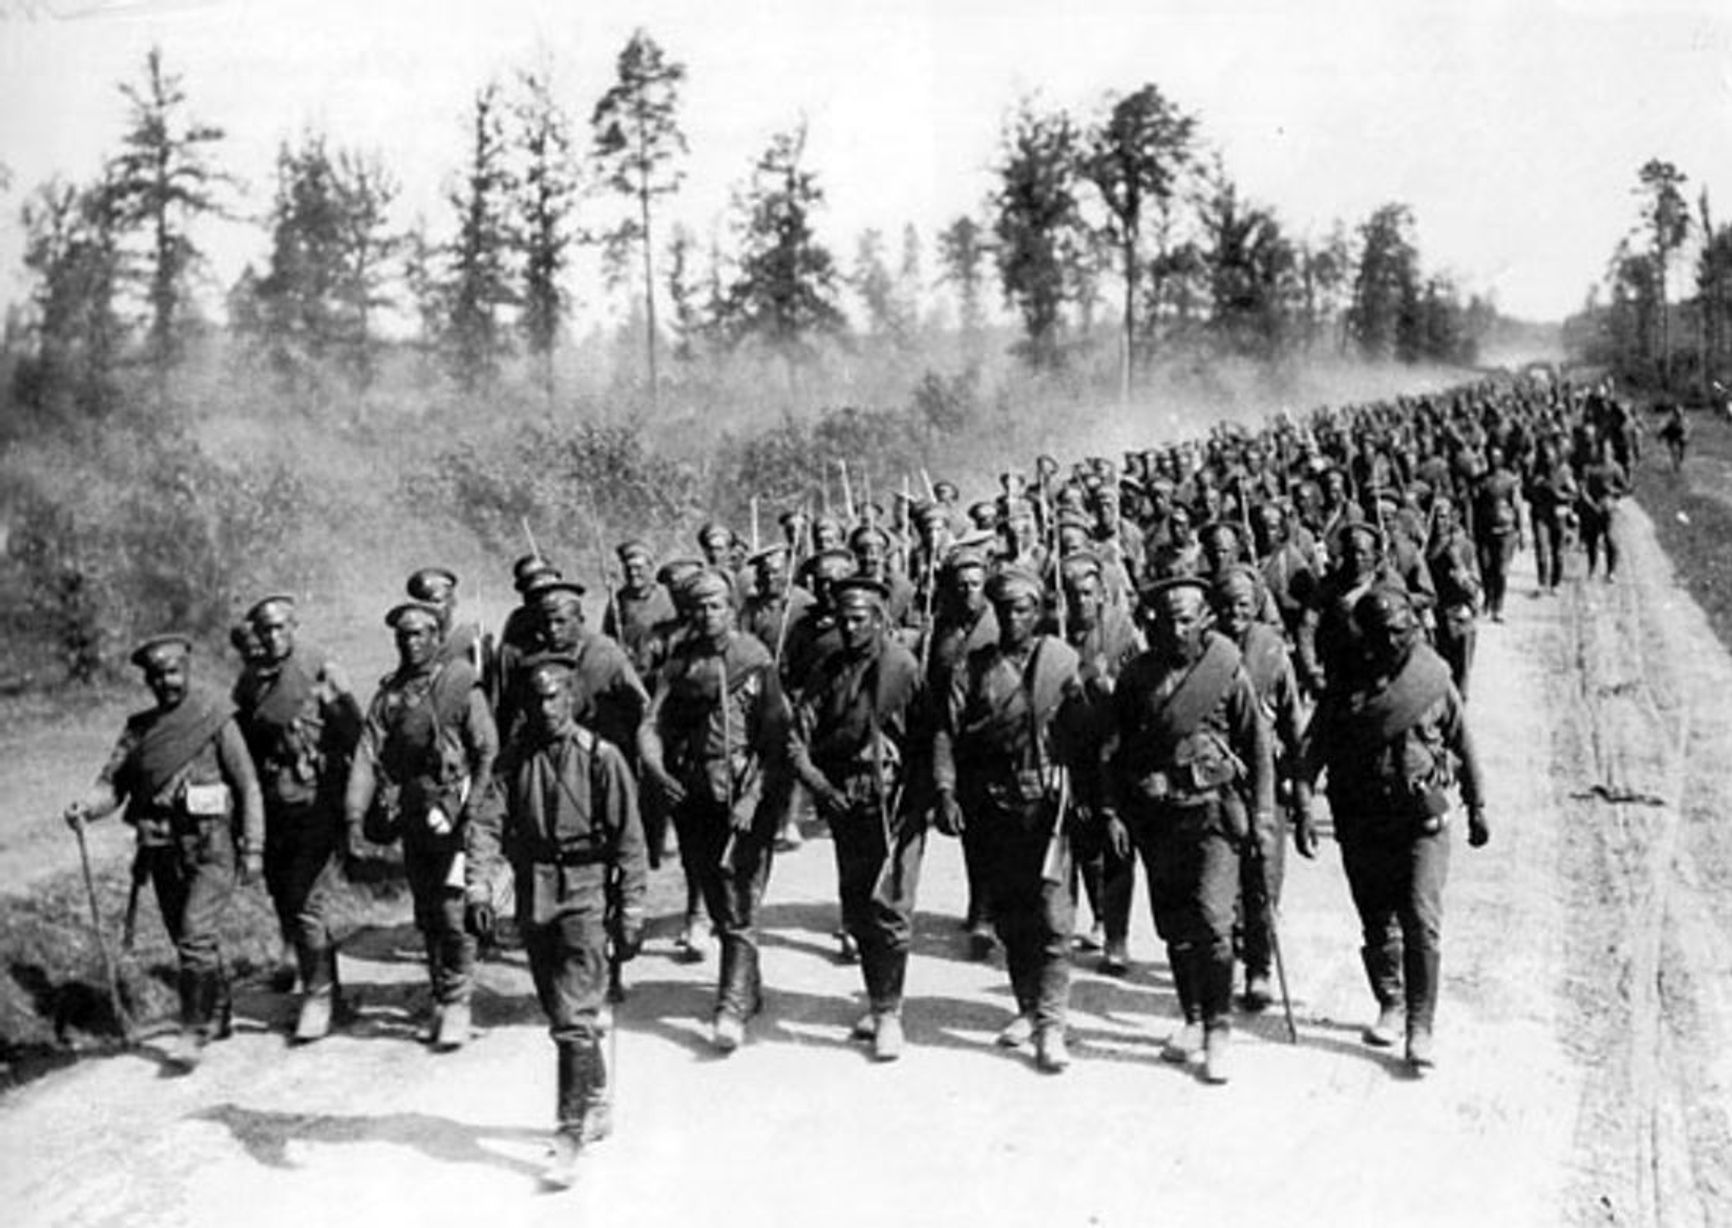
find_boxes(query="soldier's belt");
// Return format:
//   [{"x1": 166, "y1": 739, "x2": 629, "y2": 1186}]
[{"x1": 519, "y1": 844, "x2": 608, "y2": 867}]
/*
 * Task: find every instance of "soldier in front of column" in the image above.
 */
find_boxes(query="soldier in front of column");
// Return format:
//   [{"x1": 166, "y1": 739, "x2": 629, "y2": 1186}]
[
  {"x1": 931, "y1": 566, "x2": 1086, "y2": 1073},
  {"x1": 1057, "y1": 550, "x2": 1142, "y2": 975},
  {"x1": 1099, "y1": 578, "x2": 1275, "y2": 1084},
  {"x1": 1209, "y1": 566, "x2": 1310, "y2": 1012},
  {"x1": 232, "y1": 595, "x2": 364, "y2": 1043},
  {"x1": 920, "y1": 543, "x2": 1000, "y2": 960},
  {"x1": 1293, "y1": 585, "x2": 1489, "y2": 1073},
  {"x1": 638, "y1": 569, "x2": 791, "y2": 1053},
  {"x1": 345, "y1": 600, "x2": 499, "y2": 1051},
  {"x1": 468, "y1": 654, "x2": 648, "y2": 1186},
  {"x1": 64, "y1": 635, "x2": 264, "y2": 1070},
  {"x1": 786, "y1": 577, "x2": 926, "y2": 1062}
]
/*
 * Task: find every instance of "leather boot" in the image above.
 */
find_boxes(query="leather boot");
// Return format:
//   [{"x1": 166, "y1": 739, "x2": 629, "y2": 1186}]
[
  {"x1": 435, "y1": 999, "x2": 471, "y2": 1051},
  {"x1": 544, "y1": 1044, "x2": 588, "y2": 1187},
  {"x1": 583, "y1": 1039, "x2": 613, "y2": 1143},
  {"x1": 712, "y1": 940, "x2": 745, "y2": 1053},
  {"x1": 1199, "y1": 950, "x2": 1235, "y2": 1084},
  {"x1": 1404, "y1": 946, "x2": 1441, "y2": 1072},
  {"x1": 1360, "y1": 945, "x2": 1405, "y2": 1047},
  {"x1": 1162, "y1": 946, "x2": 1203, "y2": 1063},
  {"x1": 295, "y1": 947, "x2": 335, "y2": 1043}
]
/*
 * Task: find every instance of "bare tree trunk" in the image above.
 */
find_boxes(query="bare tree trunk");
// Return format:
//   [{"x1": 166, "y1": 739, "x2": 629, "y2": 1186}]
[
  {"x1": 1119, "y1": 236, "x2": 1134, "y2": 405},
  {"x1": 638, "y1": 156, "x2": 659, "y2": 415}
]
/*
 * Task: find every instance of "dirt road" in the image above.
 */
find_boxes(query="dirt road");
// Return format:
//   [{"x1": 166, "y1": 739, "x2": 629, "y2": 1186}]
[{"x1": 2, "y1": 502, "x2": 1729, "y2": 1228}]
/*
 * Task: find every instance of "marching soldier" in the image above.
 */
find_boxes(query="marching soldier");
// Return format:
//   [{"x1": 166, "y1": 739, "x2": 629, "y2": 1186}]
[
  {"x1": 931, "y1": 566, "x2": 1086, "y2": 1073},
  {"x1": 1100, "y1": 578, "x2": 1275, "y2": 1084},
  {"x1": 921, "y1": 543, "x2": 1001, "y2": 959},
  {"x1": 603, "y1": 541, "x2": 676, "y2": 676},
  {"x1": 64, "y1": 635, "x2": 264, "y2": 1069},
  {"x1": 638, "y1": 569, "x2": 791, "y2": 1053},
  {"x1": 1056, "y1": 551, "x2": 1142, "y2": 974},
  {"x1": 1293, "y1": 585, "x2": 1489, "y2": 1073},
  {"x1": 1425, "y1": 495, "x2": 1481, "y2": 698},
  {"x1": 232, "y1": 596, "x2": 364, "y2": 1042},
  {"x1": 786, "y1": 577, "x2": 927, "y2": 1061},
  {"x1": 344, "y1": 601, "x2": 498, "y2": 1050},
  {"x1": 1471, "y1": 445, "x2": 1524, "y2": 622},
  {"x1": 468, "y1": 654, "x2": 648, "y2": 1186},
  {"x1": 406, "y1": 566, "x2": 485, "y2": 676},
  {"x1": 1210, "y1": 566, "x2": 1308, "y2": 1012}
]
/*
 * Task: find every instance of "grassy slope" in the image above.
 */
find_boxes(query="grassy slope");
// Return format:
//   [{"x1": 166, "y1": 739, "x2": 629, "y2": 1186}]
[{"x1": 1632, "y1": 403, "x2": 1732, "y2": 652}]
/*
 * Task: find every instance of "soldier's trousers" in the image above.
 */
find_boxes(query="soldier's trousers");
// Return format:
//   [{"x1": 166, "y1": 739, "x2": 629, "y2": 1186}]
[
  {"x1": 1475, "y1": 530, "x2": 1517, "y2": 617},
  {"x1": 404, "y1": 841, "x2": 475, "y2": 1008},
  {"x1": 1338, "y1": 821, "x2": 1451, "y2": 1033},
  {"x1": 1532, "y1": 514, "x2": 1567, "y2": 590},
  {"x1": 1071, "y1": 817, "x2": 1135, "y2": 946},
  {"x1": 524, "y1": 905, "x2": 609, "y2": 1044},
  {"x1": 1235, "y1": 825, "x2": 1285, "y2": 980},
  {"x1": 966, "y1": 789, "x2": 1072, "y2": 1029},
  {"x1": 829, "y1": 797, "x2": 926, "y2": 1015},
  {"x1": 263, "y1": 802, "x2": 343, "y2": 996},
  {"x1": 1126, "y1": 799, "x2": 1240, "y2": 1032},
  {"x1": 1581, "y1": 506, "x2": 1619, "y2": 578},
  {"x1": 142, "y1": 820, "x2": 236, "y2": 1036},
  {"x1": 673, "y1": 797, "x2": 773, "y2": 1020}
]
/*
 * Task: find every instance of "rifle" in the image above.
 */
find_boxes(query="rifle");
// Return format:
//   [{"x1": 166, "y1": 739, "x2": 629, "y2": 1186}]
[
  {"x1": 1243, "y1": 833, "x2": 1298, "y2": 1043},
  {"x1": 588, "y1": 501, "x2": 621, "y2": 640},
  {"x1": 838, "y1": 460, "x2": 856, "y2": 525},
  {"x1": 521, "y1": 516, "x2": 542, "y2": 562},
  {"x1": 72, "y1": 819, "x2": 134, "y2": 1042}
]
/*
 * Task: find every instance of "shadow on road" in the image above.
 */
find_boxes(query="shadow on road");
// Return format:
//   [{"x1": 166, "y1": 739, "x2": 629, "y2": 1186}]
[{"x1": 192, "y1": 1101, "x2": 550, "y2": 1179}]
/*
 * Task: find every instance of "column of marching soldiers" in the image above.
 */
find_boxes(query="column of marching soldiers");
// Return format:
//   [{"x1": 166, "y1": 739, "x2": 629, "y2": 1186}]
[{"x1": 63, "y1": 373, "x2": 1644, "y2": 1185}]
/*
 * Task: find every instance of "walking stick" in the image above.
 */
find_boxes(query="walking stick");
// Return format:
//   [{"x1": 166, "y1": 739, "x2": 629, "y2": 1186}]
[
  {"x1": 73, "y1": 821, "x2": 134, "y2": 1041},
  {"x1": 1245, "y1": 836, "x2": 1298, "y2": 1044}
]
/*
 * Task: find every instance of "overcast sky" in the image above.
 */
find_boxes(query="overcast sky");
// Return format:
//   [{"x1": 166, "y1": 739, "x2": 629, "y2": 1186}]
[{"x1": 1, "y1": 0, "x2": 1729, "y2": 324}]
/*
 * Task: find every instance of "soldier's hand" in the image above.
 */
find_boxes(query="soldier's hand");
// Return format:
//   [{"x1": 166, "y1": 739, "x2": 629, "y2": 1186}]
[
  {"x1": 63, "y1": 802, "x2": 87, "y2": 831},
  {"x1": 651, "y1": 768, "x2": 687, "y2": 808},
  {"x1": 238, "y1": 847, "x2": 265, "y2": 887},
  {"x1": 1103, "y1": 811, "x2": 1130, "y2": 860},
  {"x1": 815, "y1": 784, "x2": 849, "y2": 820},
  {"x1": 465, "y1": 898, "x2": 496, "y2": 941},
  {"x1": 934, "y1": 789, "x2": 965, "y2": 837},
  {"x1": 1467, "y1": 809, "x2": 1491, "y2": 849}
]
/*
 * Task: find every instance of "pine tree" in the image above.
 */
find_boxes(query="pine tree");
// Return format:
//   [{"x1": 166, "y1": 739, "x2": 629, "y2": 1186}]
[
  {"x1": 592, "y1": 29, "x2": 688, "y2": 409},
  {"x1": 105, "y1": 45, "x2": 232, "y2": 398},
  {"x1": 445, "y1": 83, "x2": 517, "y2": 389},
  {"x1": 513, "y1": 68, "x2": 581, "y2": 401},
  {"x1": 993, "y1": 99, "x2": 1085, "y2": 369},
  {"x1": 718, "y1": 121, "x2": 844, "y2": 352}
]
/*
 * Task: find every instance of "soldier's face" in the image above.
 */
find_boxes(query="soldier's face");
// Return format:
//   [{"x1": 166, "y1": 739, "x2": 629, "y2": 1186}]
[
  {"x1": 853, "y1": 539, "x2": 884, "y2": 573},
  {"x1": 253, "y1": 613, "x2": 294, "y2": 664},
  {"x1": 692, "y1": 591, "x2": 732, "y2": 640},
  {"x1": 995, "y1": 594, "x2": 1041, "y2": 648},
  {"x1": 621, "y1": 555, "x2": 651, "y2": 590},
  {"x1": 754, "y1": 558, "x2": 787, "y2": 596},
  {"x1": 144, "y1": 659, "x2": 188, "y2": 709},
  {"x1": 395, "y1": 617, "x2": 440, "y2": 671},
  {"x1": 1214, "y1": 581, "x2": 1259, "y2": 639},
  {"x1": 700, "y1": 534, "x2": 730, "y2": 565},
  {"x1": 528, "y1": 674, "x2": 575, "y2": 739},
  {"x1": 1064, "y1": 573, "x2": 1100, "y2": 628},
  {"x1": 836, "y1": 601, "x2": 880, "y2": 653},
  {"x1": 539, "y1": 599, "x2": 582, "y2": 650},
  {"x1": 1343, "y1": 532, "x2": 1379, "y2": 577},
  {"x1": 1150, "y1": 590, "x2": 1210, "y2": 663},
  {"x1": 947, "y1": 567, "x2": 986, "y2": 616}
]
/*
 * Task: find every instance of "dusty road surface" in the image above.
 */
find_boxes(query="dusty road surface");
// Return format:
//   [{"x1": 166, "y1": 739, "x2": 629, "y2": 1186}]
[{"x1": 3, "y1": 504, "x2": 1730, "y2": 1228}]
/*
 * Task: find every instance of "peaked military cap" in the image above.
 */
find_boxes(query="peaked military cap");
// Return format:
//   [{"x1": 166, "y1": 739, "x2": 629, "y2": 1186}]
[
  {"x1": 832, "y1": 575, "x2": 891, "y2": 609},
  {"x1": 130, "y1": 633, "x2": 194, "y2": 671},
  {"x1": 385, "y1": 600, "x2": 444, "y2": 630},
  {"x1": 406, "y1": 567, "x2": 459, "y2": 600},
  {"x1": 986, "y1": 566, "x2": 1045, "y2": 605},
  {"x1": 244, "y1": 594, "x2": 297, "y2": 625}
]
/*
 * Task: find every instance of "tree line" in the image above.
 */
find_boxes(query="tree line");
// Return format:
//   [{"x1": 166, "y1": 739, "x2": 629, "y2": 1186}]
[
  {"x1": 1566, "y1": 157, "x2": 1732, "y2": 395},
  {"x1": 6, "y1": 35, "x2": 1497, "y2": 433}
]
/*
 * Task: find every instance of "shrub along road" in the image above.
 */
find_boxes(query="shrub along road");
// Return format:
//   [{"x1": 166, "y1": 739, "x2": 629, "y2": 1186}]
[{"x1": 2, "y1": 493, "x2": 1729, "y2": 1226}]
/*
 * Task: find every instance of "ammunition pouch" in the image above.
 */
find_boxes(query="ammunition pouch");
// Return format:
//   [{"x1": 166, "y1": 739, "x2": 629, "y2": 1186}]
[{"x1": 361, "y1": 780, "x2": 403, "y2": 845}]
